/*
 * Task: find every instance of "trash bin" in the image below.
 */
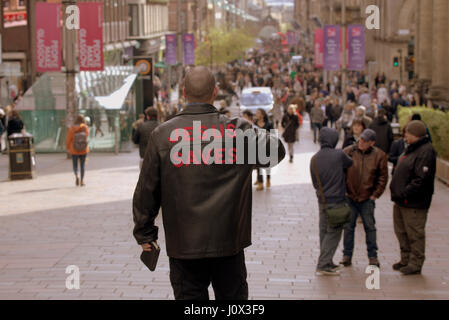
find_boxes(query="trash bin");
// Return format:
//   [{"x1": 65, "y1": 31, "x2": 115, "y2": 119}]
[{"x1": 8, "y1": 134, "x2": 36, "y2": 180}]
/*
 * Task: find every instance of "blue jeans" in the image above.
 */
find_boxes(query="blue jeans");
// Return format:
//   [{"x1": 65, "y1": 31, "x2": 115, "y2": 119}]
[
  {"x1": 72, "y1": 155, "x2": 86, "y2": 180},
  {"x1": 343, "y1": 198, "x2": 378, "y2": 258},
  {"x1": 312, "y1": 123, "x2": 322, "y2": 143}
]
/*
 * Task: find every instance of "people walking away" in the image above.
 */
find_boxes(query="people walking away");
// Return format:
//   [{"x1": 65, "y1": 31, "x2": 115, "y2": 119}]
[
  {"x1": 282, "y1": 105, "x2": 300, "y2": 163},
  {"x1": 7, "y1": 110, "x2": 24, "y2": 137},
  {"x1": 310, "y1": 101, "x2": 325, "y2": 144},
  {"x1": 132, "y1": 107, "x2": 160, "y2": 168},
  {"x1": 132, "y1": 66, "x2": 285, "y2": 300},
  {"x1": 66, "y1": 115, "x2": 89, "y2": 187},
  {"x1": 311, "y1": 127, "x2": 353, "y2": 276},
  {"x1": 390, "y1": 120, "x2": 437, "y2": 275},
  {"x1": 369, "y1": 108, "x2": 394, "y2": 154},
  {"x1": 341, "y1": 129, "x2": 388, "y2": 268},
  {"x1": 342, "y1": 119, "x2": 366, "y2": 149},
  {"x1": 255, "y1": 108, "x2": 274, "y2": 191}
]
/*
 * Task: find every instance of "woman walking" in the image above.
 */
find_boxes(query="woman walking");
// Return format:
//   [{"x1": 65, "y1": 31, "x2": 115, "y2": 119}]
[
  {"x1": 282, "y1": 105, "x2": 300, "y2": 163},
  {"x1": 255, "y1": 108, "x2": 274, "y2": 191},
  {"x1": 66, "y1": 115, "x2": 89, "y2": 187}
]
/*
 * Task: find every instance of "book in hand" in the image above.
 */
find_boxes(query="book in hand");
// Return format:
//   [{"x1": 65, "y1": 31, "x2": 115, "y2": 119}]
[{"x1": 140, "y1": 241, "x2": 160, "y2": 272}]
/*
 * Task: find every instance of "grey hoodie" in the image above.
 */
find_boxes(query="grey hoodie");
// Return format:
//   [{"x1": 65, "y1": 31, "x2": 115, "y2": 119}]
[{"x1": 310, "y1": 127, "x2": 353, "y2": 204}]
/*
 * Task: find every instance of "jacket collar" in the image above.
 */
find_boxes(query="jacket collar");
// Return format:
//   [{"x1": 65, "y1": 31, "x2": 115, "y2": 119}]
[
  {"x1": 406, "y1": 136, "x2": 430, "y2": 154},
  {"x1": 177, "y1": 103, "x2": 218, "y2": 116}
]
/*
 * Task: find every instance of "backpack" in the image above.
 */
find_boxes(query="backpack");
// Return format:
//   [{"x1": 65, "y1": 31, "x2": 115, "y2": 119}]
[{"x1": 73, "y1": 128, "x2": 88, "y2": 152}]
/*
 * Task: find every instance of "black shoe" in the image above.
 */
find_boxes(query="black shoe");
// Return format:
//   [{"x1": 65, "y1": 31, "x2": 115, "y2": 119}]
[
  {"x1": 340, "y1": 256, "x2": 352, "y2": 267},
  {"x1": 400, "y1": 266, "x2": 421, "y2": 275},
  {"x1": 369, "y1": 257, "x2": 380, "y2": 268},
  {"x1": 392, "y1": 262, "x2": 408, "y2": 271},
  {"x1": 289, "y1": 156, "x2": 293, "y2": 163},
  {"x1": 76, "y1": 177, "x2": 80, "y2": 186}
]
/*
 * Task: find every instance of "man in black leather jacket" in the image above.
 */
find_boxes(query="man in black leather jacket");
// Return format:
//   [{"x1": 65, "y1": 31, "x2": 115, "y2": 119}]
[
  {"x1": 132, "y1": 107, "x2": 159, "y2": 166},
  {"x1": 132, "y1": 66, "x2": 285, "y2": 300}
]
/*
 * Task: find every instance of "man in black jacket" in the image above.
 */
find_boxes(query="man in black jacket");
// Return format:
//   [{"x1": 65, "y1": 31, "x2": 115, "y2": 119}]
[
  {"x1": 369, "y1": 108, "x2": 393, "y2": 154},
  {"x1": 390, "y1": 120, "x2": 437, "y2": 275},
  {"x1": 132, "y1": 107, "x2": 159, "y2": 167},
  {"x1": 132, "y1": 66, "x2": 285, "y2": 300}
]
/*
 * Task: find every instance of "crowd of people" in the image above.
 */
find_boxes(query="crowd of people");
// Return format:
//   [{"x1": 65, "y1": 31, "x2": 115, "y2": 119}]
[{"x1": 127, "y1": 36, "x2": 439, "y2": 301}]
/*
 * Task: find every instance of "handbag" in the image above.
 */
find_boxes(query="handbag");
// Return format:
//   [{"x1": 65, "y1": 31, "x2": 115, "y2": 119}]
[{"x1": 312, "y1": 157, "x2": 351, "y2": 228}]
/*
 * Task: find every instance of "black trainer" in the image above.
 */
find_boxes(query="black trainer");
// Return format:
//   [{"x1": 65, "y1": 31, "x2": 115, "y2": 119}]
[
  {"x1": 340, "y1": 256, "x2": 352, "y2": 267},
  {"x1": 392, "y1": 262, "x2": 408, "y2": 271},
  {"x1": 400, "y1": 266, "x2": 421, "y2": 275}
]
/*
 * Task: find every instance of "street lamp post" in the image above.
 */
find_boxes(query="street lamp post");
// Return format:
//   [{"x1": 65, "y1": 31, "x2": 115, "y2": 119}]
[
  {"x1": 62, "y1": 0, "x2": 78, "y2": 132},
  {"x1": 341, "y1": 0, "x2": 347, "y2": 103}
]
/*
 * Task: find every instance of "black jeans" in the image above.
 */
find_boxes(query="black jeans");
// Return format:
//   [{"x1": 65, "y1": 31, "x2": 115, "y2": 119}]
[
  {"x1": 72, "y1": 154, "x2": 86, "y2": 180},
  {"x1": 169, "y1": 251, "x2": 248, "y2": 300}
]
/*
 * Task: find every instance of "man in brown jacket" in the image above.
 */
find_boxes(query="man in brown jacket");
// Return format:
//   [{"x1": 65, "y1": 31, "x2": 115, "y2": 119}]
[{"x1": 340, "y1": 129, "x2": 388, "y2": 267}]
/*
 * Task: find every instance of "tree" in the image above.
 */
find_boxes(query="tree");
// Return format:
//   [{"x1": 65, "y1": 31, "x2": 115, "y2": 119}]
[{"x1": 195, "y1": 27, "x2": 255, "y2": 67}]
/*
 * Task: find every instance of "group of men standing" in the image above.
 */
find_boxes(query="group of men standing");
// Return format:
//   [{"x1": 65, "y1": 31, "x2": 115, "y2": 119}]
[{"x1": 312, "y1": 120, "x2": 436, "y2": 276}]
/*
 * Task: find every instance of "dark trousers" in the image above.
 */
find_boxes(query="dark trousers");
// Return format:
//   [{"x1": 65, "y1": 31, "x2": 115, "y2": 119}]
[
  {"x1": 312, "y1": 123, "x2": 322, "y2": 143},
  {"x1": 169, "y1": 251, "x2": 248, "y2": 300},
  {"x1": 317, "y1": 202, "x2": 344, "y2": 270},
  {"x1": 343, "y1": 198, "x2": 378, "y2": 258},
  {"x1": 393, "y1": 204, "x2": 428, "y2": 270},
  {"x1": 72, "y1": 154, "x2": 86, "y2": 180}
]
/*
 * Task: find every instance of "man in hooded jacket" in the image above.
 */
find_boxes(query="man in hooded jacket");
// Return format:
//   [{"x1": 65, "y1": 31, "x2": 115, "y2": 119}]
[{"x1": 310, "y1": 127, "x2": 353, "y2": 275}]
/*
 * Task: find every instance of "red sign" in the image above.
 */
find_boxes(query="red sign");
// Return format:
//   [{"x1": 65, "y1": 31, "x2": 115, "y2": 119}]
[
  {"x1": 35, "y1": 3, "x2": 61, "y2": 72},
  {"x1": 314, "y1": 29, "x2": 324, "y2": 69},
  {"x1": 78, "y1": 2, "x2": 104, "y2": 71}
]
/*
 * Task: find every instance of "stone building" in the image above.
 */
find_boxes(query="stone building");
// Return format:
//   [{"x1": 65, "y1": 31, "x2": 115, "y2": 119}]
[{"x1": 294, "y1": 0, "x2": 448, "y2": 107}]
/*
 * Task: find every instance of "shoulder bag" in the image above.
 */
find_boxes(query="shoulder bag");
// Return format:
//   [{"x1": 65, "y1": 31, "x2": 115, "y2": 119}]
[{"x1": 312, "y1": 156, "x2": 351, "y2": 228}]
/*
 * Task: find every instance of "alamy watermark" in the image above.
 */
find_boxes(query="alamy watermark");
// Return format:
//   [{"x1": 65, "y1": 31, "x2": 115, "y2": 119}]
[
  {"x1": 168, "y1": 121, "x2": 281, "y2": 167},
  {"x1": 65, "y1": 265, "x2": 80, "y2": 290}
]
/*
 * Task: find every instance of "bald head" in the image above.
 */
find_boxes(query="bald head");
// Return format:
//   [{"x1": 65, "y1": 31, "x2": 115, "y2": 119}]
[{"x1": 183, "y1": 66, "x2": 217, "y2": 103}]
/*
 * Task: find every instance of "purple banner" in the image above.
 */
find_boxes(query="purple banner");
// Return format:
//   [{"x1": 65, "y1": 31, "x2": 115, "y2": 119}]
[
  {"x1": 165, "y1": 34, "x2": 177, "y2": 65},
  {"x1": 348, "y1": 25, "x2": 365, "y2": 71},
  {"x1": 183, "y1": 33, "x2": 195, "y2": 65},
  {"x1": 324, "y1": 25, "x2": 341, "y2": 71}
]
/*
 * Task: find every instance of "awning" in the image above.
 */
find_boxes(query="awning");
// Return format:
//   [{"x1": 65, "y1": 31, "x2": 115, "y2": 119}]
[
  {"x1": 15, "y1": 65, "x2": 138, "y2": 111},
  {"x1": 154, "y1": 61, "x2": 167, "y2": 69}
]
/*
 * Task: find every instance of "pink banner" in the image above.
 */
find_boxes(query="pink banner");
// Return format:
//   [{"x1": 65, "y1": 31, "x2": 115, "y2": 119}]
[
  {"x1": 35, "y1": 2, "x2": 61, "y2": 72},
  {"x1": 314, "y1": 29, "x2": 324, "y2": 69},
  {"x1": 79, "y1": 2, "x2": 104, "y2": 71}
]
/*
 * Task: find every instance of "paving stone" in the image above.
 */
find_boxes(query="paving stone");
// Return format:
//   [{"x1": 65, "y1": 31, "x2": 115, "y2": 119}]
[{"x1": 1, "y1": 123, "x2": 449, "y2": 300}]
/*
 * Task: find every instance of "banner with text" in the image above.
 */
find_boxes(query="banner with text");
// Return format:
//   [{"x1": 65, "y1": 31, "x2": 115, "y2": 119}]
[
  {"x1": 314, "y1": 29, "x2": 323, "y2": 69},
  {"x1": 324, "y1": 25, "x2": 341, "y2": 71},
  {"x1": 165, "y1": 34, "x2": 177, "y2": 65},
  {"x1": 78, "y1": 2, "x2": 104, "y2": 71},
  {"x1": 348, "y1": 24, "x2": 365, "y2": 71},
  {"x1": 35, "y1": 2, "x2": 61, "y2": 72},
  {"x1": 183, "y1": 33, "x2": 195, "y2": 65}
]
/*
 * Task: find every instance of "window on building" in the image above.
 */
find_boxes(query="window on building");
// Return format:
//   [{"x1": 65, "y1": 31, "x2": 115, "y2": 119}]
[{"x1": 129, "y1": 4, "x2": 139, "y2": 37}]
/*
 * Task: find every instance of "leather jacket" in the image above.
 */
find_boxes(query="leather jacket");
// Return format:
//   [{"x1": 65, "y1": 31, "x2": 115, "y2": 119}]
[
  {"x1": 343, "y1": 144, "x2": 388, "y2": 202},
  {"x1": 133, "y1": 103, "x2": 286, "y2": 259}
]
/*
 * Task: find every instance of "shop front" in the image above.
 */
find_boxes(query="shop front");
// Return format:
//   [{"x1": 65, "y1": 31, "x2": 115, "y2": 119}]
[{"x1": 14, "y1": 65, "x2": 138, "y2": 153}]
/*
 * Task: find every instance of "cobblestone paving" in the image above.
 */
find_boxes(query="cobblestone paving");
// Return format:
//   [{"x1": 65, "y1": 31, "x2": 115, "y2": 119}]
[{"x1": 1, "y1": 122, "x2": 449, "y2": 300}]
